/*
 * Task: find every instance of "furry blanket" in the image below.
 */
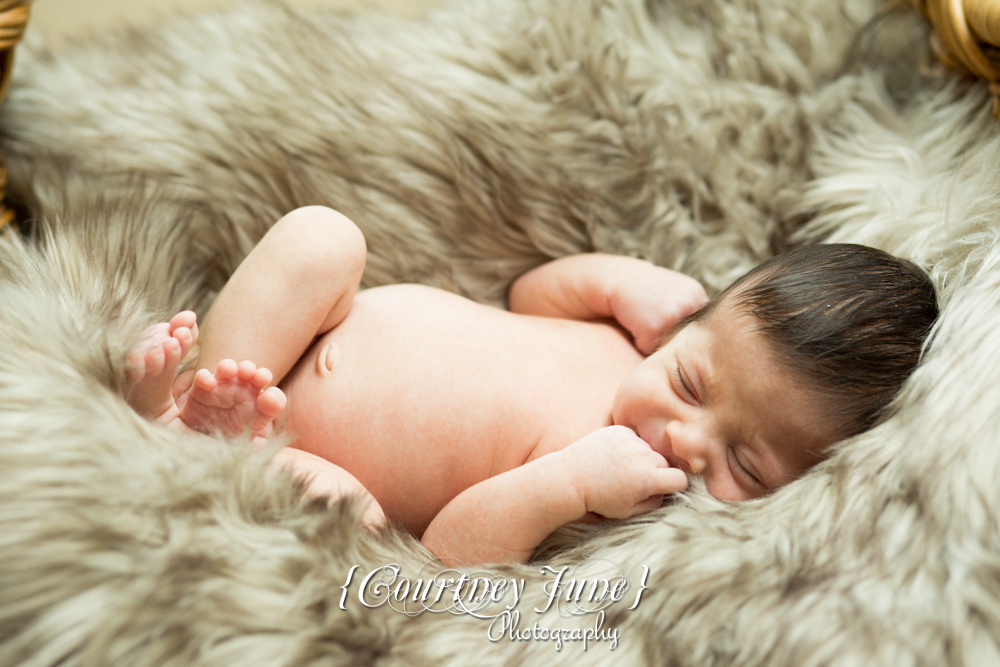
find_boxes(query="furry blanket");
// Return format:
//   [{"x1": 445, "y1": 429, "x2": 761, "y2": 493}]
[{"x1": 1, "y1": 0, "x2": 999, "y2": 664}]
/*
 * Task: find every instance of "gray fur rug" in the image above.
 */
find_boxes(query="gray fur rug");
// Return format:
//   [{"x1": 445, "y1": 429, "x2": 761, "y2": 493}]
[{"x1": 1, "y1": 0, "x2": 999, "y2": 664}]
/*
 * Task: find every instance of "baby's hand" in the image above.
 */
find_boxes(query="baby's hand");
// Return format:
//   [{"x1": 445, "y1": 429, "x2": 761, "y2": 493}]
[
  {"x1": 610, "y1": 264, "x2": 707, "y2": 355},
  {"x1": 559, "y1": 426, "x2": 688, "y2": 520}
]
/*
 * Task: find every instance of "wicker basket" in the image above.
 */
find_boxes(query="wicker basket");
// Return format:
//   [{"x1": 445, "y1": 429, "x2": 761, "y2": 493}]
[
  {"x1": 910, "y1": 0, "x2": 1000, "y2": 116},
  {"x1": 0, "y1": 0, "x2": 28, "y2": 233}
]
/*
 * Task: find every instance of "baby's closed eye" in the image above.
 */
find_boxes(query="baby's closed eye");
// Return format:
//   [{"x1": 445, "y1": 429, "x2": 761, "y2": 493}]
[{"x1": 727, "y1": 446, "x2": 765, "y2": 492}]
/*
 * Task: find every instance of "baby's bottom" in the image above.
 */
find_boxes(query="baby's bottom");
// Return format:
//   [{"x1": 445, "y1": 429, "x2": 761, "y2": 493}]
[{"x1": 271, "y1": 447, "x2": 385, "y2": 527}]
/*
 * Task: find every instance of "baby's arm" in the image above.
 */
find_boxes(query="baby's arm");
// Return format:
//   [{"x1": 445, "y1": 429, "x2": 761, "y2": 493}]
[
  {"x1": 421, "y1": 426, "x2": 688, "y2": 564},
  {"x1": 509, "y1": 254, "x2": 707, "y2": 354},
  {"x1": 195, "y1": 206, "x2": 366, "y2": 388}
]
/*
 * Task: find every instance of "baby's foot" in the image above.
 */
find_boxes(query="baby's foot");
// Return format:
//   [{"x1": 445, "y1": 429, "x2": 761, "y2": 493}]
[
  {"x1": 126, "y1": 311, "x2": 198, "y2": 420},
  {"x1": 178, "y1": 359, "x2": 287, "y2": 438}
]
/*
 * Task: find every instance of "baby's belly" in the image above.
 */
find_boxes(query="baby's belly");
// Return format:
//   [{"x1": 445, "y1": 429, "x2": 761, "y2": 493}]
[{"x1": 279, "y1": 284, "x2": 642, "y2": 535}]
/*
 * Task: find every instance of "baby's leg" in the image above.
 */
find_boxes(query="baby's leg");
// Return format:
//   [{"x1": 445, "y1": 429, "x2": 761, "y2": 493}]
[
  {"x1": 196, "y1": 206, "x2": 367, "y2": 387},
  {"x1": 271, "y1": 447, "x2": 386, "y2": 527}
]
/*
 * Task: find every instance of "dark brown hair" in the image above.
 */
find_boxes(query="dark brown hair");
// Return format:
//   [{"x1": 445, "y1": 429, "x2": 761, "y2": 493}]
[{"x1": 671, "y1": 244, "x2": 938, "y2": 439}]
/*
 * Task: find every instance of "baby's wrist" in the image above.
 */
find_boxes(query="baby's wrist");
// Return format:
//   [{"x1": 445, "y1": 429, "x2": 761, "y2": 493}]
[{"x1": 549, "y1": 448, "x2": 590, "y2": 519}]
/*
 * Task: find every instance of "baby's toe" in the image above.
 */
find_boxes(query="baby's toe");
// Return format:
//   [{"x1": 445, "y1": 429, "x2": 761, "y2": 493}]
[
  {"x1": 145, "y1": 346, "x2": 166, "y2": 376},
  {"x1": 172, "y1": 326, "x2": 194, "y2": 355},
  {"x1": 215, "y1": 359, "x2": 239, "y2": 380},
  {"x1": 162, "y1": 337, "x2": 182, "y2": 367},
  {"x1": 193, "y1": 367, "x2": 218, "y2": 392},
  {"x1": 256, "y1": 386, "x2": 286, "y2": 418},
  {"x1": 125, "y1": 367, "x2": 144, "y2": 386},
  {"x1": 250, "y1": 367, "x2": 273, "y2": 390},
  {"x1": 126, "y1": 350, "x2": 146, "y2": 377},
  {"x1": 139, "y1": 322, "x2": 169, "y2": 346},
  {"x1": 168, "y1": 311, "x2": 197, "y2": 334},
  {"x1": 237, "y1": 360, "x2": 257, "y2": 382}
]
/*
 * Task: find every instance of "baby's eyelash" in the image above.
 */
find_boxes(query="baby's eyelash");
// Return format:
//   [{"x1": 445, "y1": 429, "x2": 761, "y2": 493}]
[
  {"x1": 728, "y1": 447, "x2": 765, "y2": 490},
  {"x1": 673, "y1": 367, "x2": 695, "y2": 401}
]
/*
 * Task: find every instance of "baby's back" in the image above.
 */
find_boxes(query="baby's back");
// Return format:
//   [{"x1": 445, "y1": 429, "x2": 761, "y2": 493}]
[{"x1": 280, "y1": 284, "x2": 642, "y2": 534}]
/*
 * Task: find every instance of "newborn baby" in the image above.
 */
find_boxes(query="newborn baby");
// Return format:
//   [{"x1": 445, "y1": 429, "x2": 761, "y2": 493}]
[{"x1": 126, "y1": 207, "x2": 938, "y2": 564}]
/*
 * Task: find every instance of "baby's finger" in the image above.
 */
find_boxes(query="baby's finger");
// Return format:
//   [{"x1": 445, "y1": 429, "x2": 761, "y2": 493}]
[
  {"x1": 653, "y1": 467, "x2": 689, "y2": 494},
  {"x1": 636, "y1": 335, "x2": 659, "y2": 357},
  {"x1": 648, "y1": 450, "x2": 669, "y2": 467},
  {"x1": 630, "y1": 495, "x2": 664, "y2": 517}
]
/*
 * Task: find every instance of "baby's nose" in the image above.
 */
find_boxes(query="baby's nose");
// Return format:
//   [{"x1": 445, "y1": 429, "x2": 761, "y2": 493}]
[
  {"x1": 665, "y1": 422, "x2": 706, "y2": 475},
  {"x1": 686, "y1": 454, "x2": 707, "y2": 475}
]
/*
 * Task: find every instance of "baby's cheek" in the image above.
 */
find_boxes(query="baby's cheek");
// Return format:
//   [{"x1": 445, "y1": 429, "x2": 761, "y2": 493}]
[
  {"x1": 617, "y1": 387, "x2": 655, "y2": 428},
  {"x1": 611, "y1": 380, "x2": 638, "y2": 426},
  {"x1": 703, "y1": 472, "x2": 749, "y2": 502}
]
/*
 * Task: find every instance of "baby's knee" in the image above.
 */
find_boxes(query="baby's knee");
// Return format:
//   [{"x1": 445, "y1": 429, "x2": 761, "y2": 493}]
[{"x1": 271, "y1": 206, "x2": 367, "y2": 280}]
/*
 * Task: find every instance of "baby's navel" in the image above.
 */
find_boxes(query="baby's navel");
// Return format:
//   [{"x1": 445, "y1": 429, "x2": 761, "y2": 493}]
[{"x1": 317, "y1": 341, "x2": 341, "y2": 376}]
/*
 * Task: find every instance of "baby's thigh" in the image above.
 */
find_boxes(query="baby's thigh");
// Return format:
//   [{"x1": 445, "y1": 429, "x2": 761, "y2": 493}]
[{"x1": 271, "y1": 447, "x2": 385, "y2": 527}]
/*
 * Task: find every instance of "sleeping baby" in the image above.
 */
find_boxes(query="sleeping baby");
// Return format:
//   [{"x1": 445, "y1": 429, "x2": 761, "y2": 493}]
[{"x1": 125, "y1": 206, "x2": 938, "y2": 564}]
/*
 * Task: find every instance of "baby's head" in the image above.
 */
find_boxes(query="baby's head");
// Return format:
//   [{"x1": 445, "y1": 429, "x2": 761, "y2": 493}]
[{"x1": 613, "y1": 244, "x2": 938, "y2": 500}]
